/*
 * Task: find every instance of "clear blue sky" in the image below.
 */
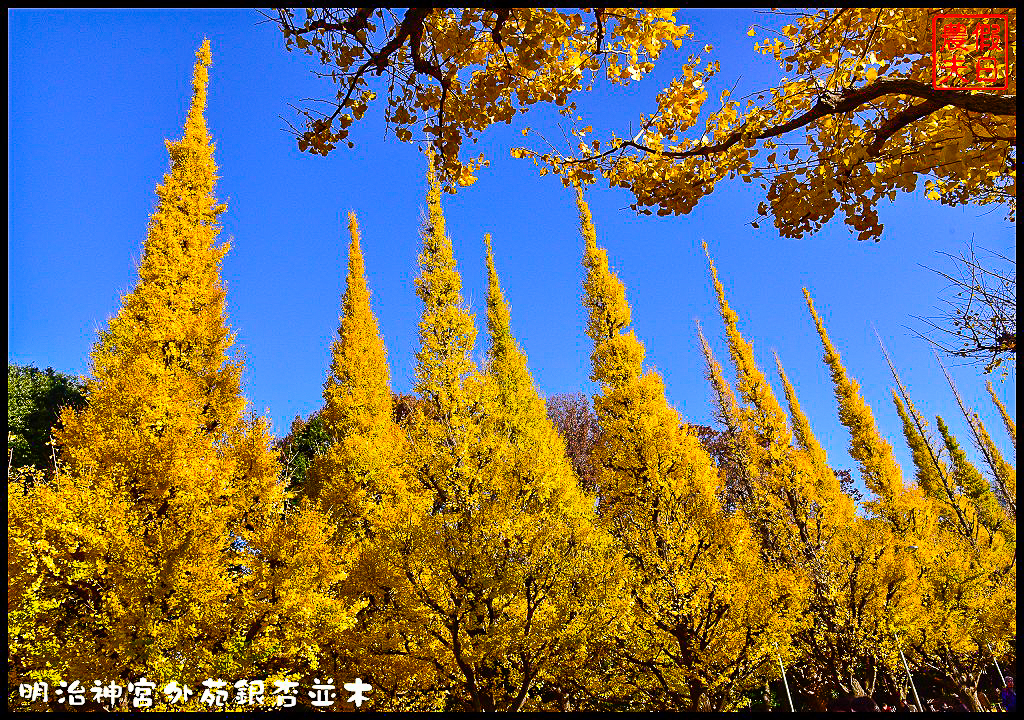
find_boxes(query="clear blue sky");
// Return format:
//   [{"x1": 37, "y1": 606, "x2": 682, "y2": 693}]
[{"x1": 9, "y1": 9, "x2": 1016, "y2": 488}]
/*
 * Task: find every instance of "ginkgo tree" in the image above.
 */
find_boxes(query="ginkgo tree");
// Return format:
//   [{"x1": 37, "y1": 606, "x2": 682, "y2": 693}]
[
  {"x1": 576, "y1": 189, "x2": 802, "y2": 711},
  {"x1": 534, "y1": 8, "x2": 1015, "y2": 239},
  {"x1": 270, "y1": 8, "x2": 693, "y2": 187},
  {"x1": 274, "y1": 8, "x2": 1015, "y2": 243},
  {"x1": 702, "y1": 253, "x2": 920, "y2": 707},
  {"x1": 354, "y1": 156, "x2": 619, "y2": 711},
  {"x1": 8, "y1": 24, "x2": 1017, "y2": 712},
  {"x1": 8, "y1": 40, "x2": 358, "y2": 709}
]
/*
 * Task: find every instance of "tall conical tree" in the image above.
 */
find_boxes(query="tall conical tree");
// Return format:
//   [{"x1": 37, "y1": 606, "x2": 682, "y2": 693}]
[
  {"x1": 484, "y1": 233, "x2": 528, "y2": 392},
  {"x1": 301, "y1": 212, "x2": 422, "y2": 701},
  {"x1": 774, "y1": 350, "x2": 837, "y2": 496},
  {"x1": 706, "y1": 255, "x2": 915, "y2": 704},
  {"x1": 705, "y1": 248, "x2": 854, "y2": 540},
  {"x1": 479, "y1": 232, "x2": 621, "y2": 711},
  {"x1": 483, "y1": 231, "x2": 592, "y2": 512},
  {"x1": 310, "y1": 211, "x2": 406, "y2": 535},
  {"x1": 902, "y1": 410, "x2": 1016, "y2": 711},
  {"x1": 876, "y1": 350, "x2": 1014, "y2": 710},
  {"x1": 938, "y1": 360, "x2": 1015, "y2": 520},
  {"x1": 803, "y1": 290, "x2": 904, "y2": 511},
  {"x1": 10, "y1": 40, "x2": 286, "y2": 698},
  {"x1": 704, "y1": 245, "x2": 791, "y2": 455},
  {"x1": 970, "y1": 410, "x2": 1016, "y2": 519},
  {"x1": 803, "y1": 297, "x2": 1012, "y2": 709},
  {"x1": 698, "y1": 323, "x2": 743, "y2": 436},
  {"x1": 935, "y1": 415, "x2": 1011, "y2": 541},
  {"x1": 384, "y1": 158, "x2": 615, "y2": 711},
  {"x1": 697, "y1": 322, "x2": 755, "y2": 510},
  {"x1": 579, "y1": 189, "x2": 797, "y2": 711},
  {"x1": 878, "y1": 339, "x2": 957, "y2": 509},
  {"x1": 413, "y1": 153, "x2": 476, "y2": 406},
  {"x1": 891, "y1": 392, "x2": 974, "y2": 536}
]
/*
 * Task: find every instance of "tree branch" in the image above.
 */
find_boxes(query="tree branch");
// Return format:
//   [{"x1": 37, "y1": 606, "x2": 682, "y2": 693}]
[
  {"x1": 624, "y1": 79, "x2": 1016, "y2": 162},
  {"x1": 866, "y1": 99, "x2": 945, "y2": 156}
]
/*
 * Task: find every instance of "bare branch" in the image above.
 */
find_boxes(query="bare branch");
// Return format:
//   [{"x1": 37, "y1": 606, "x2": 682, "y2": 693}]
[{"x1": 916, "y1": 240, "x2": 1016, "y2": 373}]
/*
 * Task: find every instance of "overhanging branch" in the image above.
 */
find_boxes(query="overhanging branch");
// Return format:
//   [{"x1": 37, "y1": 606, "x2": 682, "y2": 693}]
[{"x1": 624, "y1": 79, "x2": 1016, "y2": 162}]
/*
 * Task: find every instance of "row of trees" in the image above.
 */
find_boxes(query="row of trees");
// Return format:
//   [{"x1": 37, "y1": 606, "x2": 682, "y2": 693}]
[{"x1": 8, "y1": 40, "x2": 1015, "y2": 711}]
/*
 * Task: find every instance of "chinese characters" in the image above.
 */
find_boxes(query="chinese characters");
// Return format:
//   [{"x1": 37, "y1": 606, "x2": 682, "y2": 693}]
[
  {"x1": 17, "y1": 678, "x2": 373, "y2": 709},
  {"x1": 932, "y1": 14, "x2": 1010, "y2": 89}
]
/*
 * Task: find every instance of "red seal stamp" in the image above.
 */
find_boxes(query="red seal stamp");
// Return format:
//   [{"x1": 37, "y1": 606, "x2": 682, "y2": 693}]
[{"x1": 932, "y1": 14, "x2": 1010, "y2": 90}]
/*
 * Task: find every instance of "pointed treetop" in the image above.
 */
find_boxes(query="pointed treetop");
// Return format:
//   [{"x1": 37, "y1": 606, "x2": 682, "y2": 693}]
[
  {"x1": 698, "y1": 321, "x2": 742, "y2": 434},
  {"x1": 987, "y1": 380, "x2": 1016, "y2": 451},
  {"x1": 484, "y1": 233, "x2": 513, "y2": 359},
  {"x1": 969, "y1": 408, "x2": 1017, "y2": 521},
  {"x1": 45, "y1": 38, "x2": 285, "y2": 686},
  {"x1": 84, "y1": 32, "x2": 234, "y2": 436},
  {"x1": 877, "y1": 333, "x2": 957, "y2": 501},
  {"x1": 575, "y1": 185, "x2": 598, "y2": 253},
  {"x1": 321, "y1": 211, "x2": 393, "y2": 439},
  {"x1": 936, "y1": 357, "x2": 1016, "y2": 517},
  {"x1": 194, "y1": 38, "x2": 212, "y2": 93},
  {"x1": 483, "y1": 232, "x2": 541, "y2": 406},
  {"x1": 576, "y1": 186, "x2": 643, "y2": 387},
  {"x1": 774, "y1": 350, "x2": 834, "y2": 493},
  {"x1": 891, "y1": 392, "x2": 960, "y2": 518},
  {"x1": 311, "y1": 211, "x2": 404, "y2": 530},
  {"x1": 577, "y1": 186, "x2": 632, "y2": 342},
  {"x1": 803, "y1": 289, "x2": 903, "y2": 504},
  {"x1": 934, "y1": 414, "x2": 1010, "y2": 538},
  {"x1": 414, "y1": 148, "x2": 476, "y2": 401},
  {"x1": 703, "y1": 242, "x2": 790, "y2": 443},
  {"x1": 703, "y1": 242, "x2": 741, "y2": 342},
  {"x1": 425, "y1": 147, "x2": 448, "y2": 252},
  {"x1": 184, "y1": 38, "x2": 213, "y2": 146},
  {"x1": 342, "y1": 211, "x2": 370, "y2": 322}
]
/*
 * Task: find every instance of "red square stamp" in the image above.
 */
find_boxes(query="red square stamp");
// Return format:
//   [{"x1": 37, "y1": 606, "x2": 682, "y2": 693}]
[{"x1": 932, "y1": 14, "x2": 1010, "y2": 90}]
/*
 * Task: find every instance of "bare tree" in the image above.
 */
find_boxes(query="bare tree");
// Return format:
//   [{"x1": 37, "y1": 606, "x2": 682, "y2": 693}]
[
  {"x1": 546, "y1": 392, "x2": 600, "y2": 493},
  {"x1": 917, "y1": 241, "x2": 1015, "y2": 374}
]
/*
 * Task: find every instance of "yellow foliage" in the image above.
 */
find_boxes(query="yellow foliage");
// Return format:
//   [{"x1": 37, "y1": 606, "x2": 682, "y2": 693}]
[
  {"x1": 276, "y1": 8, "x2": 691, "y2": 189},
  {"x1": 7, "y1": 40, "x2": 357, "y2": 704},
  {"x1": 535, "y1": 9, "x2": 1015, "y2": 241},
  {"x1": 310, "y1": 211, "x2": 408, "y2": 538},
  {"x1": 804, "y1": 290, "x2": 904, "y2": 510},
  {"x1": 579, "y1": 188, "x2": 800, "y2": 710},
  {"x1": 704, "y1": 252, "x2": 933, "y2": 702},
  {"x1": 988, "y1": 379, "x2": 1016, "y2": 451},
  {"x1": 354, "y1": 157, "x2": 619, "y2": 711},
  {"x1": 7, "y1": 31, "x2": 1016, "y2": 710}
]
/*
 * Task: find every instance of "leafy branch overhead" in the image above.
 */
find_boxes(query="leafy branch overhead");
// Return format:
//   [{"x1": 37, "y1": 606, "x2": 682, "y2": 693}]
[
  {"x1": 535, "y1": 8, "x2": 1016, "y2": 241},
  {"x1": 275, "y1": 8, "x2": 1015, "y2": 242},
  {"x1": 271, "y1": 7, "x2": 690, "y2": 187}
]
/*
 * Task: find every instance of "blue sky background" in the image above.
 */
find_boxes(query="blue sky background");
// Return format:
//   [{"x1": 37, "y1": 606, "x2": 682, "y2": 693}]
[{"x1": 9, "y1": 9, "x2": 1016, "y2": 489}]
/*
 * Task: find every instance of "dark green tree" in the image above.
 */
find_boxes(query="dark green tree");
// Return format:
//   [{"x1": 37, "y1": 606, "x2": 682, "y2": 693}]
[
  {"x1": 7, "y1": 364, "x2": 85, "y2": 475},
  {"x1": 274, "y1": 410, "x2": 330, "y2": 497}
]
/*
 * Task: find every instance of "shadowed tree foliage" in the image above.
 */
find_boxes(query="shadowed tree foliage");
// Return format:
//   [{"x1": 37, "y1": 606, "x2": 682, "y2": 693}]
[
  {"x1": 274, "y1": 410, "x2": 329, "y2": 497},
  {"x1": 545, "y1": 392, "x2": 601, "y2": 493},
  {"x1": 7, "y1": 364, "x2": 85, "y2": 477}
]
